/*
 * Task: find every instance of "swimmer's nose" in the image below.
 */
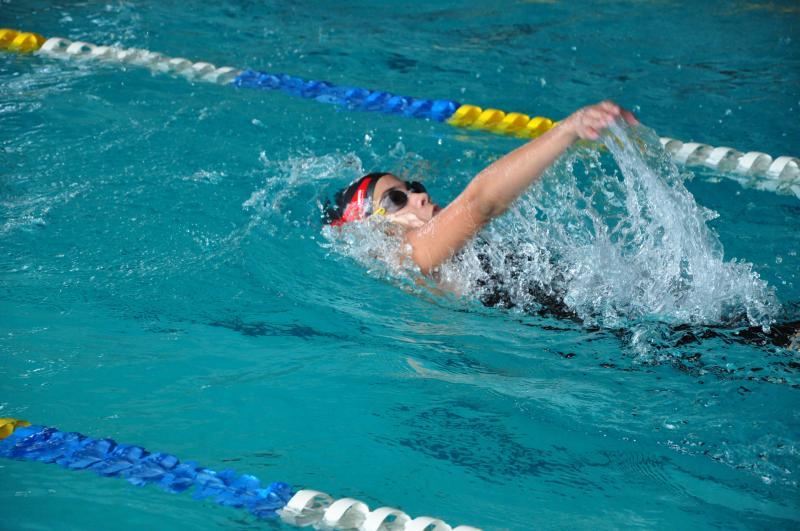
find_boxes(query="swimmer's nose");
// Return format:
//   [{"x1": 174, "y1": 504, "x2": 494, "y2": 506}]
[{"x1": 410, "y1": 191, "x2": 430, "y2": 208}]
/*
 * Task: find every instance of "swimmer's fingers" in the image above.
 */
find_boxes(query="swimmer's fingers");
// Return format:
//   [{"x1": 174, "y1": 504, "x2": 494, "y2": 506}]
[
  {"x1": 566, "y1": 100, "x2": 639, "y2": 141},
  {"x1": 621, "y1": 108, "x2": 639, "y2": 125},
  {"x1": 598, "y1": 100, "x2": 639, "y2": 125},
  {"x1": 583, "y1": 127, "x2": 600, "y2": 141},
  {"x1": 577, "y1": 107, "x2": 614, "y2": 140},
  {"x1": 600, "y1": 100, "x2": 639, "y2": 126},
  {"x1": 598, "y1": 100, "x2": 622, "y2": 121}
]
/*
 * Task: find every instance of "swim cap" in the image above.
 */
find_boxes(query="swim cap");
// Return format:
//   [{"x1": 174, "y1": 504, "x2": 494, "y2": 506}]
[{"x1": 324, "y1": 172, "x2": 389, "y2": 226}]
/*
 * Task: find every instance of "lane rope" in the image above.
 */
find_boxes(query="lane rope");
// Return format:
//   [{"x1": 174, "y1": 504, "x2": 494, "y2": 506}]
[
  {"x1": 0, "y1": 419, "x2": 480, "y2": 530},
  {"x1": 37, "y1": 36, "x2": 242, "y2": 84},
  {"x1": 1, "y1": 28, "x2": 798, "y2": 190},
  {"x1": 0, "y1": 28, "x2": 45, "y2": 52}
]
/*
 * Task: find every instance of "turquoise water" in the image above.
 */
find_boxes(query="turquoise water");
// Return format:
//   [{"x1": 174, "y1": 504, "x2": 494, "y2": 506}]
[{"x1": 2, "y1": 1, "x2": 799, "y2": 529}]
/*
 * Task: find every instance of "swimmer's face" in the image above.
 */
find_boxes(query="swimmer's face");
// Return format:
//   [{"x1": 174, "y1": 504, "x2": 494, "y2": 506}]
[{"x1": 372, "y1": 174, "x2": 441, "y2": 228}]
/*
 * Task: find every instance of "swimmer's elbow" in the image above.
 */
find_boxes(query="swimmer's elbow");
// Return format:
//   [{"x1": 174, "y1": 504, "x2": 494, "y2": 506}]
[
  {"x1": 463, "y1": 180, "x2": 510, "y2": 221},
  {"x1": 458, "y1": 186, "x2": 498, "y2": 223}
]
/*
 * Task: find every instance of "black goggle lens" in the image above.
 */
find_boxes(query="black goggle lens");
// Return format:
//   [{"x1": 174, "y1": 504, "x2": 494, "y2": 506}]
[
  {"x1": 380, "y1": 181, "x2": 428, "y2": 213},
  {"x1": 383, "y1": 189, "x2": 409, "y2": 212}
]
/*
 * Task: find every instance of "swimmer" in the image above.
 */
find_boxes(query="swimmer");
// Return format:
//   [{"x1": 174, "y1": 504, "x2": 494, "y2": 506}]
[
  {"x1": 325, "y1": 100, "x2": 637, "y2": 273},
  {"x1": 324, "y1": 100, "x2": 799, "y2": 350}
]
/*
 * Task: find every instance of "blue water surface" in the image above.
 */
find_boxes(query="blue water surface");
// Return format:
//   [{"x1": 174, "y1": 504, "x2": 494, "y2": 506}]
[{"x1": 1, "y1": 1, "x2": 799, "y2": 529}]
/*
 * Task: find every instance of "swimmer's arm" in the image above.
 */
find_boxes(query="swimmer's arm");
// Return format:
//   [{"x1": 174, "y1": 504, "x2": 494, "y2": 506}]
[{"x1": 406, "y1": 101, "x2": 636, "y2": 273}]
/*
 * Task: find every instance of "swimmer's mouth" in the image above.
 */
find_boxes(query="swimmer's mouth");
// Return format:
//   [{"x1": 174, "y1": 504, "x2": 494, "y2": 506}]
[{"x1": 433, "y1": 205, "x2": 441, "y2": 215}]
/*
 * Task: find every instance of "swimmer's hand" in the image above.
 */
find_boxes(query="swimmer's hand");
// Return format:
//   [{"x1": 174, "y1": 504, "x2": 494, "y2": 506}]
[{"x1": 564, "y1": 100, "x2": 639, "y2": 141}]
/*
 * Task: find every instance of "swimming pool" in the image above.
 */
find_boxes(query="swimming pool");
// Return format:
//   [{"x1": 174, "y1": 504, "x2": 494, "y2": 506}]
[{"x1": 1, "y1": 0, "x2": 799, "y2": 529}]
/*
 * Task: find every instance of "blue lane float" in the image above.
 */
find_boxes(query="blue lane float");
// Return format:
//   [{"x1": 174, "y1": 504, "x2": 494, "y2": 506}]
[
  {"x1": 0, "y1": 419, "x2": 481, "y2": 530},
  {"x1": 0, "y1": 423, "x2": 294, "y2": 519},
  {"x1": 232, "y1": 69, "x2": 460, "y2": 122}
]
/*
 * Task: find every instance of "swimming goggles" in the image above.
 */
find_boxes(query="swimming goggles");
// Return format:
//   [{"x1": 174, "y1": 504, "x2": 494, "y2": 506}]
[{"x1": 377, "y1": 181, "x2": 427, "y2": 214}]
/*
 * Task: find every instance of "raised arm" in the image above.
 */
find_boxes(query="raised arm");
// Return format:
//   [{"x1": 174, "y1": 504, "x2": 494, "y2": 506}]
[{"x1": 405, "y1": 100, "x2": 637, "y2": 273}]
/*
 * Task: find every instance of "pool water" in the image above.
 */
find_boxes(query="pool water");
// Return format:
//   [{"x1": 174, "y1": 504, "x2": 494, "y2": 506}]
[{"x1": 2, "y1": 1, "x2": 799, "y2": 529}]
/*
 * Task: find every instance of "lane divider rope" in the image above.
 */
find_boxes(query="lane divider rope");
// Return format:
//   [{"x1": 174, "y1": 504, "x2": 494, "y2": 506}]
[
  {"x1": 659, "y1": 138, "x2": 800, "y2": 193},
  {"x1": 0, "y1": 419, "x2": 480, "y2": 530},
  {"x1": 1, "y1": 28, "x2": 797, "y2": 189},
  {"x1": 37, "y1": 36, "x2": 242, "y2": 84},
  {"x1": 0, "y1": 28, "x2": 45, "y2": 52}
]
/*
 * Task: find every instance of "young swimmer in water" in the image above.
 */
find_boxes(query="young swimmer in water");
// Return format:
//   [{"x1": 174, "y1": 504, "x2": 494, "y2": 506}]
[
  {"x1": 326, "y1": 100, "x2": 637, "y2": 272},
  {"x1": 324, "y1": 100, "x2": 800, "y2": 349}
]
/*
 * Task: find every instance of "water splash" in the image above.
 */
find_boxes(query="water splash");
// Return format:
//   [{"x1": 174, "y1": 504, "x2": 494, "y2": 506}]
[
  {"x1": 440, "y1": 123, "x2": 780, "y2": 351},
  {"x1": 320, "y1": 124, "x2": 780, "y2": 352}
]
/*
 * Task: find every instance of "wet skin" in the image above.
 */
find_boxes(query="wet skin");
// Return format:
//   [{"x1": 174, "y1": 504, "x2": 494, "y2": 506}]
[{"x1": 371, "y1": 174, "x2": 440, "y2": 228}]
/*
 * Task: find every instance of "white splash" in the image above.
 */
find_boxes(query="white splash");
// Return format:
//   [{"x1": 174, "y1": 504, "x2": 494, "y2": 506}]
[
  {"x1": 440, "y1": 122, "x2": 779, "y2": 350},
  {"x1": 320, "y1": 124, "x2": 778, "y2": 352}
]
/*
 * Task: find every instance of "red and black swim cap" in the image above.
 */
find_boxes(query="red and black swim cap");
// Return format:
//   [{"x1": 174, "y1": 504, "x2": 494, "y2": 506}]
[{"x1": 324, "y1": 172, "x2": 389, "y2": 226}]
